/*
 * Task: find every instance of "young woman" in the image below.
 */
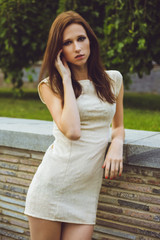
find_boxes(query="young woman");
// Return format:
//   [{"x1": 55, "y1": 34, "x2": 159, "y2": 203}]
[{"x1": 24, "y1": 10, "x2": 124, "y2": 240}]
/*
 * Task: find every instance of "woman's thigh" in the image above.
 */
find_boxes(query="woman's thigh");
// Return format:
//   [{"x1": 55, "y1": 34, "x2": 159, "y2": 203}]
[
  {"x1": 28, "y1": 216, "x2": 62, "y2": 240},
  {"x1": 61, "y1": 223, "x2": 94, "y2": 240}
]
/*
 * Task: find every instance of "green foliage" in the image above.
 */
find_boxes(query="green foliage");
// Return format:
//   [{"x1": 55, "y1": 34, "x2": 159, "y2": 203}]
[
  {"x1": 0, "y1": 0, "x2": 160, "y2": 92},
  {"x1": 58, "y1": 0, "x2": 160, "y2": 88},
  {"x1": 0, "y1": 0, "x2": 58, "y2": 93},
  {"x1": 60, "y1": 0, "x2": 106, "y2": 38},
  {"x1": 101, "y1": 0, "x2": 160, "y2": 87}
]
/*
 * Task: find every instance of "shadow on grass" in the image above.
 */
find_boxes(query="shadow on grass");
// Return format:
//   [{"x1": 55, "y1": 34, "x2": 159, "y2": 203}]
[{"x1": 124, "y1": 92, "x2": 160, "y2": 111}]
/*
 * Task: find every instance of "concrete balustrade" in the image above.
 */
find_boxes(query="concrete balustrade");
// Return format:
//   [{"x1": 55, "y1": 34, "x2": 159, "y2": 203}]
[{"x1": 0, "y1": 117, "x2": 160, "y2": 240}]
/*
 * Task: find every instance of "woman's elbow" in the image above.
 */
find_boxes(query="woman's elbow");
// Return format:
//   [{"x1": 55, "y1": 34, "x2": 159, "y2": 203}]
[{"x1": 66, "y1": 129, "x2": 81, "y2": 140}]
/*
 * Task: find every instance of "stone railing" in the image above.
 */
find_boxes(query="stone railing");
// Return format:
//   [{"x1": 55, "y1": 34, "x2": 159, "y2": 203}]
[{"x1": 0, "y1": 117, "x2": 160, "y2": 240}]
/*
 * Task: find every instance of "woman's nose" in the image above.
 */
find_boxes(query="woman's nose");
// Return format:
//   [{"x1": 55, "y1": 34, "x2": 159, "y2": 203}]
[{"x1": 74, "y1": 42, "x2": 81, "y2": 52}]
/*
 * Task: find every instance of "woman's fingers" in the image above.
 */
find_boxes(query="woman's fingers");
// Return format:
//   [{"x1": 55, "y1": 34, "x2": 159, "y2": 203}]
[
  {"x1": 55, "y1": 50, "x2": 71, "y2": 80},
  {"x1": 55, "y1": 50, "x2": 62, "y2": 65},
  {"x1": 55, "y1": 49, "x2": 63, "y2": 67},
  {"x1": 104, "y1": 158, "x2": 123, "y2": 179},
  {"x1": 104, "y1": 159, "x2": 110, "y2": 179},
  {"x1": 109, "y1": 159, "x2": 116, "y2": 179},
  {"x1": 115, "y1": 160, "x2": 120, "y2": 177},
  {"x1": 119, "y1": 160, "x2": 123, "y2": 176},
  {"x1": 62, "y1": 56, "x2": 68, "y2": 68}
]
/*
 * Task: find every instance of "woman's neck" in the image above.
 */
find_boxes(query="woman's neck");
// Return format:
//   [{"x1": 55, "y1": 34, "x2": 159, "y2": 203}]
[{"x1": 70, "y1": 64, "x2": 89, "y2": 81}]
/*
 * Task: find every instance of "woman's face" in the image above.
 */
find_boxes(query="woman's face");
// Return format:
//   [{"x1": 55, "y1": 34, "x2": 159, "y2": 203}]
[{"x1": 62, "y1": 23, "x2": 90, "y2": 67}]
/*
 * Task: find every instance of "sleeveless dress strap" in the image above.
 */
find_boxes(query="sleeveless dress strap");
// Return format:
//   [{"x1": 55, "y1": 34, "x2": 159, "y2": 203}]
[{"x1": 38, "y1": 77, "x2": 50, "y2": 104}]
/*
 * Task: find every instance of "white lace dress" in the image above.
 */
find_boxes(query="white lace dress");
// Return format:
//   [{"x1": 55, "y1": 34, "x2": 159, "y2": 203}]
[{"x1": 24, "y1": 70, "x2": 122, "y2": 224}]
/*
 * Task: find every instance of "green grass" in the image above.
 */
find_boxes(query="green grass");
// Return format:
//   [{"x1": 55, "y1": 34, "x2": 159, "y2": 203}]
[
  {"x1": 124, "y1": 108, "x2": 160, "y2": 131},
  {"x1": 0, "y1": 97, "x2": 52, "y2": 121},
  {"x1": 0, "y1": 89, "x2": 160, "y2": 131}
]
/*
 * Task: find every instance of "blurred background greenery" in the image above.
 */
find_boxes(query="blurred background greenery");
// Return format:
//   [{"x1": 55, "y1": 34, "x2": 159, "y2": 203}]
[
  {"x1": 0, "y1": 0, "x2": 160, "y2": 131},
  {"x1": 0, "y1": 0, "x2": 159, "y2": 89}
]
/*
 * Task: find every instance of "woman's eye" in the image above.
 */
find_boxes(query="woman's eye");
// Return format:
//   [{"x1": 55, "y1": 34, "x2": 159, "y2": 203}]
[
  {"x1": 63, "y1": 41, "x2": 72, "y2": 46},
  {"x1": 78, "y1": 36, "x2": 86, "y2": 41}
]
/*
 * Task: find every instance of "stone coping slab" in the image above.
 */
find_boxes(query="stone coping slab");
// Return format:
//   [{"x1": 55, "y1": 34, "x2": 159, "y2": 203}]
[
  {"x1": 0, "y1": 117, "x2": 54, "y2": 152},
  {"x1": 0, "y1": 117, "x2": 160, "y2": 168}
]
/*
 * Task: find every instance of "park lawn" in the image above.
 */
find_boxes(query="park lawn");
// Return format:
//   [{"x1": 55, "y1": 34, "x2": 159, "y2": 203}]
[
  {"x1": 0, "y1": 97, "x2": 52, "y2": 121},
  {"x1": 0, "y1": 96, "x2": 160, "y2": 132},
  {"x1": 124, "y1": 108, "x2": 160, "y2": 131}
]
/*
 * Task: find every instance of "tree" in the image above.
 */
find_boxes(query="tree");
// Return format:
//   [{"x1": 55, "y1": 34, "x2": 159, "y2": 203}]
[
  {"x1": 58, "y1": 0, "x2": 160, "y2": 87},
  {"x1": 101, "y1": 0, "x2": 160, "y2": 87},
  {"x1": 0, "y1": 0, "x2": 160, "y2": 91},
  {"x1": 0, "y1": 0, "x2": 58, "y2": 94},
  {"x1": 58, "y1": 0, "x2": 106, "y2": 38}
]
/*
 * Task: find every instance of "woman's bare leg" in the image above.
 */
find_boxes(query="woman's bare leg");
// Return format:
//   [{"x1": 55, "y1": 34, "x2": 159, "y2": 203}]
[
  {"x1": 61, "y1": 223, "x2": 94, "y2": 240},
  {"x1": 28, "y1": 216, "x2": 62, "y2": 240}
]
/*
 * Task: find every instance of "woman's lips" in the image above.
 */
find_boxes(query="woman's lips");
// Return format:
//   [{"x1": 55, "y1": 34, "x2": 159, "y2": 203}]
[{"x1": 75, "y1": 54, "x2": 85, "y2": 59}]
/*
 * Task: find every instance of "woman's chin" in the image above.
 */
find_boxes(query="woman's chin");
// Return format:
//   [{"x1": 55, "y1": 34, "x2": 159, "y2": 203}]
[{"x1": 70, "y1": 60, "x2": 88, "y2": 68}]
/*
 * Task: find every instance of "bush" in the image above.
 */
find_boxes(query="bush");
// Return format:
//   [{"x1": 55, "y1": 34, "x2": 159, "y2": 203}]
[{"x1": 0, "y1": 0, "x2": 58, "y2": 90}]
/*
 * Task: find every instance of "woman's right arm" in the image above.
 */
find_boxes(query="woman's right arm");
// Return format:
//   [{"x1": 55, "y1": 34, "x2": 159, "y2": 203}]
[{"x1": 39, "y1": 52, "x2": 81, "y2": 140}]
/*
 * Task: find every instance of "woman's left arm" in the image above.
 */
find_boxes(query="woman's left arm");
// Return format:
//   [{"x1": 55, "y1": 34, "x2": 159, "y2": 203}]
[{"x1": 102, "y1": 82, "x2": 125, "y2": 179}]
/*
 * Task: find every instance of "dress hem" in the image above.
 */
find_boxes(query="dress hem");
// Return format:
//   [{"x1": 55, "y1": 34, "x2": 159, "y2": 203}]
[{"x1": 24, "y1": 211, "x2": 95, "y2": 225}]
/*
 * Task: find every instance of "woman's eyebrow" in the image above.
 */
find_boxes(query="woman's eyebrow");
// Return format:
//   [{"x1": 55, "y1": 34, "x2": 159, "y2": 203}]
[
  {"x1": 63, "y1": 34, "x2": 86, "y2": 42},
  {"x1": 63, "y1": 38, "x2": 72, "y2": 42}
]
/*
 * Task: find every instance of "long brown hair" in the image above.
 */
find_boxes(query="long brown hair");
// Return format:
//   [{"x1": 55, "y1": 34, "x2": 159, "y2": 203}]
[{"x1": 39, "y1": 11, "x2": 116, "y2": 104}]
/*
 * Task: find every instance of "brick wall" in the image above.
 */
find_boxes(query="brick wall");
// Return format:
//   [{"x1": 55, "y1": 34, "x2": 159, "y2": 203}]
[
  {"x1": 93, "y1": 165, "x2": 160, "y2": 240},
  {"x1": 0, "y1": 146, "x2": 43, "y2": 240},
  {"x1": 1, "y1": 145, "x2": 160, "y2": 240}
]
